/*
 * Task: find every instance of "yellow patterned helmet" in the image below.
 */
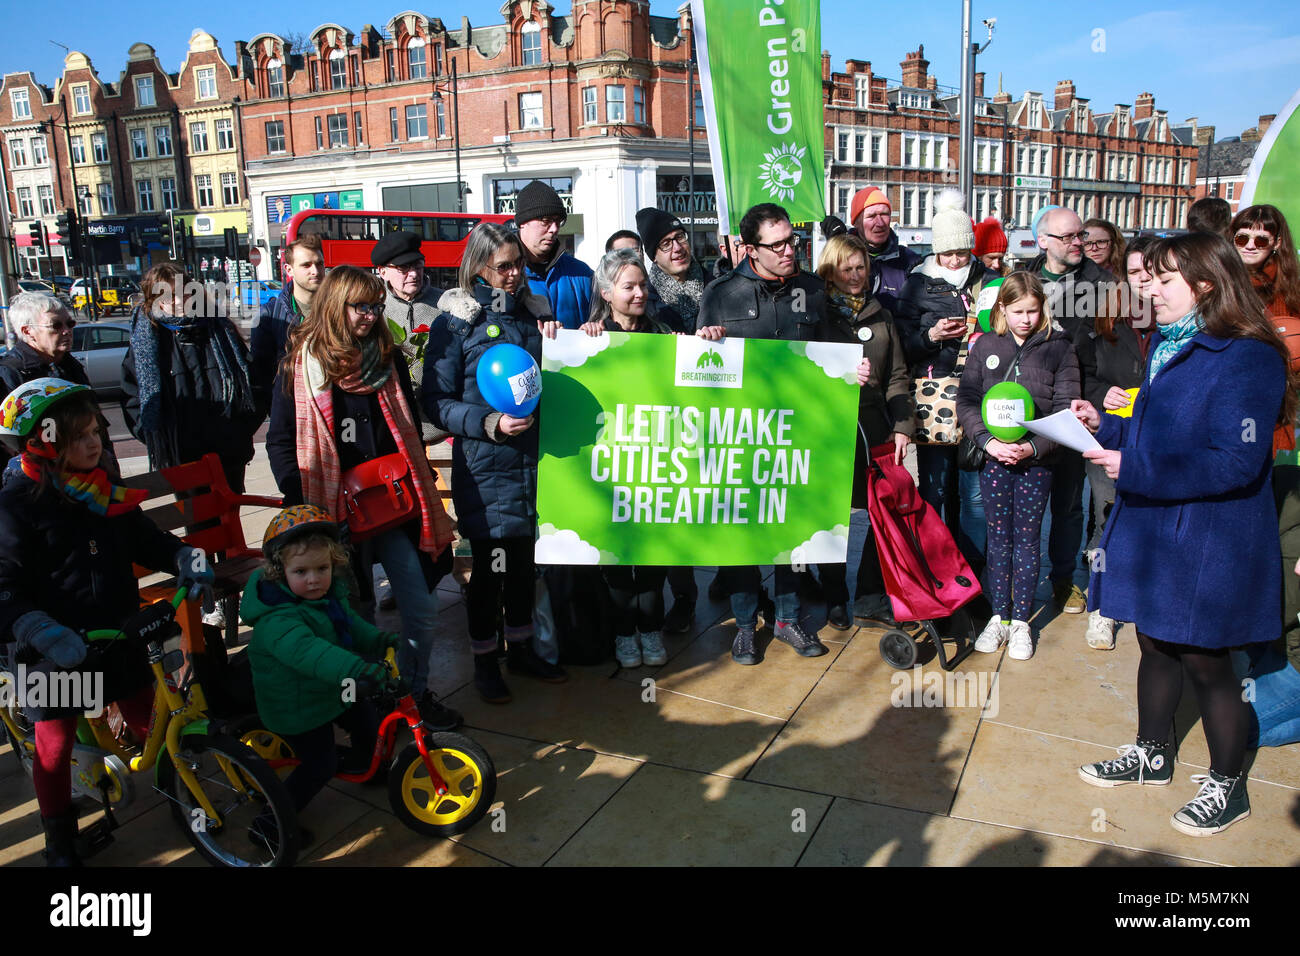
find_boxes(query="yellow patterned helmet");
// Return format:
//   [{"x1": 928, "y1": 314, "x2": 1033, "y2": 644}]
[
  {"x1": 0, "y1": 377, "x2": 91, "y2": 440},
  {"x1": 262, "y1": 505, "x2": 340, "y2": 562}
]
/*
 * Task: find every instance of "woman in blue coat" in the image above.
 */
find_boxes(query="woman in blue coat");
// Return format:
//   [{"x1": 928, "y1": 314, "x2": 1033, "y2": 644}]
[
  {"x1": 1073, "y1": 232, "x2": 1295, "y2": 837},
  {"x1": 422, "y1": 222, "x2": 567, "y2": 703}
]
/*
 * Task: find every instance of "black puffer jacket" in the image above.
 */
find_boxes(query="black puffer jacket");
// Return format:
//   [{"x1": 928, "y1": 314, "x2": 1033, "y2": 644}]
[
  {"x1": 1076, "y1": 320, "x2": 1153, "y2": 409},
  {"x1": 895, "y1": 255, "x2": 989, "y2": 377},
  {"x1": 0, "y1": 340, "x2": 119, "y2": 477},
  {"x1": 421, "y1": 284, "x2": 549, "y2": 541},
  {"x1": 696, "y1": 258, "x2": 828, "y2": 340},
  {"x1": 956, "y1": 329, "x2": 1080, "y2": 462},
  {"x1": 0, "y1": 463, "x2": 183, "y2": 717},
  {"x1": 121, "y1": 310, "x2": 262, "y2": 472}
]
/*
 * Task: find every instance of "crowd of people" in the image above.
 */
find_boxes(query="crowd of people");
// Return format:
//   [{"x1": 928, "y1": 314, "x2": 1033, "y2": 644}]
[{"x1": 3, "y1": 177, "x2": 1299, "y2": 864}]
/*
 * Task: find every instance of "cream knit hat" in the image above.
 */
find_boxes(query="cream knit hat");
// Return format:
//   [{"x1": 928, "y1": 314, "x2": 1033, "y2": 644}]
[{"x1": 931, "y1": 189, "x2": 975, "y2": 254}]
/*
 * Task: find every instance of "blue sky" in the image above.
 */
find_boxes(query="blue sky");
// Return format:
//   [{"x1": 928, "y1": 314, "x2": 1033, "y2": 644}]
[{"x1": 7, "y1": 1, "x2": 1298, "y2": 138}]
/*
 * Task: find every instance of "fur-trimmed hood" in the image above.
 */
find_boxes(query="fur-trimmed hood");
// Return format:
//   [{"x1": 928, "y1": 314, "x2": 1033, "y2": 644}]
[{"x1": 436, "y1": 285, "x2": 553, "y2": 324}]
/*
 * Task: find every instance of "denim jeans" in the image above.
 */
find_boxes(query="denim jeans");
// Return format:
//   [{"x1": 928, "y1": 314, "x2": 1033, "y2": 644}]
[
  {"x1": 1233, "y1": 644, "x2": 1300, "y2": 748},
  {"x1": 727, "y1": 565, "x2": 800, "y2": 628},
  {"x1": 958, "y1": 467, "x2": 986, "y2": 561},
  {"x1": 372, "y1": 526, "x2": 439, "y2": 695}
]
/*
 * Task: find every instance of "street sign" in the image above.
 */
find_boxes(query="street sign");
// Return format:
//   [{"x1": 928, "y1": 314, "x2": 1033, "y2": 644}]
[{"x1": 248, "y1": 247, "x2": 262, "y2": 267}]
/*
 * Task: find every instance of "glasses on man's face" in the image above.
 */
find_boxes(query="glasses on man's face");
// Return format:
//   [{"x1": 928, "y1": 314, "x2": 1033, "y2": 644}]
[
  {"x1": 386, "y1": 262, "x2": 423, "y2": 274},
  {"x1": 490, "y1": 258, "x2": 524, "y2": 276},
  {"x1": 1046, "y1": 232, "x2": 1086, "y2": 245},
  {"x1": 36, "y1": 319, "x2": 76, "y2": 333},
  {"x1": 1083, "y1": 238, "x2": 1111, "y2": 250},
  {"x1": 657, "y1": 232, "x2": 690, "y2": 253},
  {"x1": 1234, "y1": 232, "x2": 1274, "y2": 250},
  {"x1": 349, "y1": 302, "x2": 385, "y2": 317},
  {"x1": 534, "y1": 216, "x2": 565, "y2": 230},
  {"x1": 753, "y1": 234, "x2": 803, "y2": 254}
]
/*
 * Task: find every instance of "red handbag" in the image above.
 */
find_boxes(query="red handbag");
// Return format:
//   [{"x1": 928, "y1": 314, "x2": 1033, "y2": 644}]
[{"x1": 340, "y1": 453, "x2": 416, "y2": 540}]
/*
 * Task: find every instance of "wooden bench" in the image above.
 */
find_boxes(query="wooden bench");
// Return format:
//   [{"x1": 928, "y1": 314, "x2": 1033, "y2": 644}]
[{"x1": 122, "y1": 453, "x2": 283, "y2": 659}]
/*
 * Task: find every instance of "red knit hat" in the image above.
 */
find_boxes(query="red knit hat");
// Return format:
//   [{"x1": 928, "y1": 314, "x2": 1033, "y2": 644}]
[
  {"x1": 849, "y1": 185, "x2": 890, "y2": 228},
  {"x1": 973, "y1": 217, "x2": 1008, "y2": 256}
]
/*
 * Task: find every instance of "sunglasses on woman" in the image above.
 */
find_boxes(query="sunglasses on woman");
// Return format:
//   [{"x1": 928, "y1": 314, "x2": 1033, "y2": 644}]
[
  {"x1": 1233, "y1": 232, "x2": 1273, "y2": 250},
  {"x1": 349, "y1": 301, "x2": 386, "y2": 316}
]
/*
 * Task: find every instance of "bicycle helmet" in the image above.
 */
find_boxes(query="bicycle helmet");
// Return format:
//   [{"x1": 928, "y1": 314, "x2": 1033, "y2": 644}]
[
  {"x1": 262, "y1": 505, "x2": 341, "y2": 563},
  {"x1": 0, "y1": 377, "x2": 91, "y2": 440}
]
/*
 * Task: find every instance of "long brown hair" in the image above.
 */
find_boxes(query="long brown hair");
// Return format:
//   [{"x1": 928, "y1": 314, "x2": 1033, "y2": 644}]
[
  {"x1": 280, "y1": 265, "x2": 393, "y2": 386},
  {"x1": 1144, "y1": 231, "x2": 1297, "y2": 428},
  {"x1": 1083, "y1": 218, "x2": 1126, "y2": 277},
  {"x1": 1230, "y1": 204, "x2": 1300, "y2": 317},
  {"x1": 141, "y1": 261, "x2": 187, "y2": 315}
]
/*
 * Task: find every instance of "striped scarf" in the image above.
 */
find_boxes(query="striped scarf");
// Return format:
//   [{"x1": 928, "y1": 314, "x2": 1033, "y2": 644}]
[
  {"x1": 291, "y1": 342, "x2": 453, "y2": 556},
  {"x1": 20, "y1": 448, "x2": 146, "y2": 516}
]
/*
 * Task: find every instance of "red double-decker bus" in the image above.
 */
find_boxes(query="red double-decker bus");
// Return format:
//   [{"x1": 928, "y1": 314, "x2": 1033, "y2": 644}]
[{"x1": 283, "y1": 208, "x2": 514, "y2": 287}]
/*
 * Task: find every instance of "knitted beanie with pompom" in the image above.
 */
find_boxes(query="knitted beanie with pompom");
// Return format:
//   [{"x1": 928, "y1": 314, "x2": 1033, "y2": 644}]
[{"x1": 931, "y1": 188, "x2": 975, "y2": 254}]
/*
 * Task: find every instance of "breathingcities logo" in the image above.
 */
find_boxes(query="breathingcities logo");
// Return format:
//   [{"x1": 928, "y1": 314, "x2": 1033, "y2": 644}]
[{"x1": 675, "y1": 337, "x2": 745, "y2": 388}]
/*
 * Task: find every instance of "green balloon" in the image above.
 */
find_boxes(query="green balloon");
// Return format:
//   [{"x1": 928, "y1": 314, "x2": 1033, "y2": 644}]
[
  {"x1": 982, "y1": 380, "x2": 1034, "y2": 441},
  {"x1": 973, "y1": 277, "x2": 1004, "y2": 333}
]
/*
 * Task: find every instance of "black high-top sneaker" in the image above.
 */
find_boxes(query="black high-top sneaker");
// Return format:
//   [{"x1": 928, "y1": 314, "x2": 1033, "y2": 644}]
[
  {"x1": 1079, "y1": 739, "x2": 1174, "y2": 787},
  {"x1": 1170, "y1": 771, "x2": 1250, "y2": 836}
]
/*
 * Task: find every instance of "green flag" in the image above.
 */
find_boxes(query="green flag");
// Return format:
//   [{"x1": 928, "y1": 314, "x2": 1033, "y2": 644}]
[
  {"x1": 692, "y1": 0, "x2": 825, "y2": 233},
  {"x1": 1239, "y1": 86, "x2": 1300, "y2": 240},
  {"x1": 535, "y1": 331, "x2": 860, "y2": 566}
]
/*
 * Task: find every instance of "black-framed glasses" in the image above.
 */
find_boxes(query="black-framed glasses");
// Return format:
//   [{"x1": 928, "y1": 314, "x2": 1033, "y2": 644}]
[
  {"x1": 753, "y1": 234, "x2": 803, "y2": 253},
  {"x1": 1234, "y1": 232, "x2": 1273, "y2": 250},
  {"x1": 657, "y1": 231, "x2": 690, "y2": 253},
  {"x1": 1083, "y1": 239, "x2": 1111, "y2": 250},
  {"x1": 349, "y1": 302, "x2": 385, "y2": 317},
  {"x1": 1046, "y1": 232, "x2": 1086, "y2": 244}
]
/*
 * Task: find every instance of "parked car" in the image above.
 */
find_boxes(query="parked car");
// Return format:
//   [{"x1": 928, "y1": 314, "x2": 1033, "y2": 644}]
[
  {"x1": 70, "y1": 276, "x2": 140, "y2": 316},
  {"x1": 16, "y1": 278, "x2": 75, "y2": 311},
  {"x1": 239, "y1": 279, "x2": 283, "y2": 311},
  {"x1": 69, "y1": 320, "x2": 131, "y2": 396}
]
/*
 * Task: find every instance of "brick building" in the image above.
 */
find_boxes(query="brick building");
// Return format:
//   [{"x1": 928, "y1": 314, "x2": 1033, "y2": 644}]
[
  {"x1": 823, "y1": 49, "x2": 1200, "y2": 258},
  {"x1": 2, "y1": 72, "x2": 66, "y2": 277}
]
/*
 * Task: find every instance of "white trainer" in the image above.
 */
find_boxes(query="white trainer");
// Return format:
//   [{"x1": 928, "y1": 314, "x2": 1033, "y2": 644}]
[
  {"x1": 639, "y1": 631, "x2": 667, "y2": 666},
  {"x1": 1086, "y1": 610, "x2": 1117, "y2": 650},
  {"x1": 615, "y1": 634, "x2": 642, "y2": 668},
  {"x1": 1007, "y1": 620, "x2": 1034, "y2": 660},
  {"x1": 974, "y1": 615, "x2": 1009, "y2": 653}
]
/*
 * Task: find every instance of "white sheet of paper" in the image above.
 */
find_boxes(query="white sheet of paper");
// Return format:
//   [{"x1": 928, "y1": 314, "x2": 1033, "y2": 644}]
[{"x1": 1017, "y1": 409, "x2": 1102, "y2": 454}]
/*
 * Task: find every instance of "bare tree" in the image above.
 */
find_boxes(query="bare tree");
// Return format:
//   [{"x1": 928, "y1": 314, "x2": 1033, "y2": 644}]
[{"x1": 279, "y1": 30, "x2": 310, "y2": 55}]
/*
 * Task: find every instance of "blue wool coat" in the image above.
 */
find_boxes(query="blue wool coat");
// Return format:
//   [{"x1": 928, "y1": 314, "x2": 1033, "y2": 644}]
[{"x1": 1089, "y1": 332, "x2": 1285, "y2": 648}]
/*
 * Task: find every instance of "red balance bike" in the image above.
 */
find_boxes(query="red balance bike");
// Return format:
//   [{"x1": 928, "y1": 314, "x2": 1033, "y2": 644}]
[{"x1": 238, "y1": 649, "x2": 496, "y2": 838}]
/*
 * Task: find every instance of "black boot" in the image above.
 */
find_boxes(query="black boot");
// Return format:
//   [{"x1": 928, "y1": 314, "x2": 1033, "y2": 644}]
[
  {"x1": 42, "y1": 810, "x2": 82, "y2": 868},
  {"x1": 474, "y1": 653, "x2": 512, "y2": 704},
  {"x1": 506, "y1": 642, "x2": 568, "y2": 683}
]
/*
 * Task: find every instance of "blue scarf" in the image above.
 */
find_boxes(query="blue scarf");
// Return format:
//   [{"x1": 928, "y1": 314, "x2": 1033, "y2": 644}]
[{"x1": 1148, "y1": 310, "x2": 1205, "y2": 384}]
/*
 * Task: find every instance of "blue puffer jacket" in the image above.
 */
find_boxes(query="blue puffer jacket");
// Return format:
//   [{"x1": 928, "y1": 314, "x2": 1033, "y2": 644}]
[
  {"x1": 525, "y1": 251, "x2": 593, "y2": 330},
  {"x1": 249, "y1": 283, "x2": 301, "y2": 417},
  {"x1": 421, "y1": 284, "x2": 550, "y2": 540}
]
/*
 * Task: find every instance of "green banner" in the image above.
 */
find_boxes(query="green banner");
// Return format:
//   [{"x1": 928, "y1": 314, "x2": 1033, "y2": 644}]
[
  {"x1": 535, "y1": 331, "x2": 860, "y2": 566},
  {"x1": 691, "y1": 0, "x2": 825, "y2": 234}
]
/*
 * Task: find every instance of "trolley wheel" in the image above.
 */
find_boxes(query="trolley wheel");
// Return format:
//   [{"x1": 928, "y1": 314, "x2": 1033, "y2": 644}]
[{"x1": 879, "y1": 629, "x2": 918, "y2": 670}]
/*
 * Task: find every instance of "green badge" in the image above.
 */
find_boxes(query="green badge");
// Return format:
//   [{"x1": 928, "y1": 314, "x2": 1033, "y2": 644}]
[{"x1": 486, "y1": 325, "x2": 501, "y2": 339}]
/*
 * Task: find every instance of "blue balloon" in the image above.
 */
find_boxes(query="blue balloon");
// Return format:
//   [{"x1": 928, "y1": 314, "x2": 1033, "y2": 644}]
[{"x1": 476, "y1": 343, "x2": 542, "y2": 417}]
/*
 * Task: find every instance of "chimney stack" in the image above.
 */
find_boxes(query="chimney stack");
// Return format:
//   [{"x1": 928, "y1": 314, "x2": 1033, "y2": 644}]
[
  {"x1": 900, "y1": 44, "x2": 929, "y2": 89},
  {"x1": 1054, "y1": 80, "x2": 1075, "y2": 111},
  {"x1": 974, "y1": 71, "x2": 985, "y2": 98},
  {"x1": 1134, "y1": 92, "x2": 1155, "y2": 121},
  {"x1": 1259, "y1": 114, "x2": 1276, "y2": 137}
]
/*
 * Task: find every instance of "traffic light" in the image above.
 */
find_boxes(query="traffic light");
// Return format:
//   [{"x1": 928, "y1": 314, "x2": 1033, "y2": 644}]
[
  {"x1": 223, "y1": 226, "x2": 238, "y2": 260},
  {"x1": 54, "y1": 208, "x2": 79, "y2": 255},
  {"x1": 128, "y1": 228, "x2": 146, "y2": 258},
  {"x1": 170, "y1": 217, "x2": 187, "y2": 262},
  {"x1": 28, "y1": 222, "x2": 45, "y2": 253}
]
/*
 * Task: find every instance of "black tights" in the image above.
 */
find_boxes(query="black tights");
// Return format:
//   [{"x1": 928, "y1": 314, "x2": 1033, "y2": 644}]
[{"x1": 1136, "y1": 632, "x2": 1249, "y2": 777}]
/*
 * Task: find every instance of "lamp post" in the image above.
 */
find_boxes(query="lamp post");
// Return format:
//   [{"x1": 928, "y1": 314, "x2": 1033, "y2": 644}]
[
  {"x1": 432, "y1": 60, "x2": 464, "y2": 212},
  {"x1": 958, "y1": 7, "x2": 995, "y2": 212}
]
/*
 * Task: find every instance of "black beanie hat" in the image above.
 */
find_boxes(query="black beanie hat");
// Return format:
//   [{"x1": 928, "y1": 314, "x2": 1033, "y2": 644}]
[
  {"x1": 514, "y1": 180, "x2": 567, "y2": 225},
  {"x1": 635, "y1": 207, "x2": 685, "y2": 255}
]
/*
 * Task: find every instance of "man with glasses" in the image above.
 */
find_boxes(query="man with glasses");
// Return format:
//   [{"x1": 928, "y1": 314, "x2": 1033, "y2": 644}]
[
  {"x1": 0, "y1": 291, "x2": 118, "y2": 473},
  {"x1": 695, "y1": 203, "x2": 832, "y2": 666},
  {"x1": 251, "y1": 232, "x2": 325, "y2": 417},
  {"x1": 1026, "y1": 206, "x2": 1117, "y2": 616},
  {"x1": 514, "y1": 180, "x2": 593, "y2": 329},
  {"x1": 849, "y1": 185, "x2": 921, "y2": 314}
]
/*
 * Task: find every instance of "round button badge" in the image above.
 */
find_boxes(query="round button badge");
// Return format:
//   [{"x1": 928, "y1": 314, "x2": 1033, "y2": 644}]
[
  {"x1": 986, "y1": 354, "x2": 1000, "y2": 370},
  {"x1": 857, "y1": 327, "x2": 873, "y2": 342},
  {"x1": 486, "y1": 325, "x2": 501, "y2": 339}
]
